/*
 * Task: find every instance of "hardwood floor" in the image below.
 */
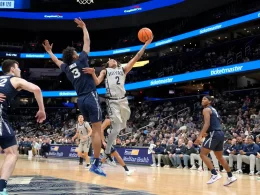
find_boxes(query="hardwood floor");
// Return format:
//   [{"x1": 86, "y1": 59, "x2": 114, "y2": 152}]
[{"x1": 0, "y1": 156, "x2": 258, "y2": 195}]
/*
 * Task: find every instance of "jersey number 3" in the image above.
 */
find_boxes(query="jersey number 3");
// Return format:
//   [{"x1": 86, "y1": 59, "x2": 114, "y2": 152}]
[
  {"x1": 0, "y1": 79, "x2": 7, "y2": 87},
  {"x1": 72, "y1": 69, "x2": 81, "y2": 79},
  {"x1": 115, "y1": 76, "x2": 120, "y2": 85}
]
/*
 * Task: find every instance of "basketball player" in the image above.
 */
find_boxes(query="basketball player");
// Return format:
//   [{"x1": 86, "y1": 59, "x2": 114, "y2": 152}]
[
  {"x1": 42, "y1": 18, "x2": 105, "y2": 176},
  {"x1": 0, "y1": 60, "x2": 46, "y2": 195},
  {"x1": 194, "y1": 96, "x2": 237, "y2": 186},
  {"x1": 83, "y1": 36, "x2": 153, "y2": 160},
  {"x1": 72, "y1": 114, "x2": 92, "y2": 169},
  {"x1": 100, "y1": 118, "x2": 134, "y2": 176}
]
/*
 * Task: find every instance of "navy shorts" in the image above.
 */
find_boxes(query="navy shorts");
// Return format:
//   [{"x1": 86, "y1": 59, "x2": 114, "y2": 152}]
[
  {"x1": 77, "y1": 91, "x2": 102, "y2": 123},
  {"x1": 203, "y1": 131, "x2": 224, "y2": 151},
  {"x1": 0, "y1": 121, "x2": 17, "y2": 150}
]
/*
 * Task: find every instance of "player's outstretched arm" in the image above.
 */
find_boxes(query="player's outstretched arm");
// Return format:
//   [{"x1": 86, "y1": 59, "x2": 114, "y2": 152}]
[
  {"x1": 85, "y1": 122, "x2": 93, "y2": 137},
  {"x1": 82, "y1": 68, "x2": 106, "y2": 86},
  {"x1": 72, "y1": 130, "x2": 79, "y2": 142},
  {"x1": 11, "y1": 77, "x2": 46, "y2": 123},
  {"x1": 123, "y1": 36, "x2": 153, "y2": 74},
  {"x1": 74, "y1": 18, "x2": 90, "y2": 54},
  {"x1": 42, "y1": 40, "x2": 64, "y2": 68}
]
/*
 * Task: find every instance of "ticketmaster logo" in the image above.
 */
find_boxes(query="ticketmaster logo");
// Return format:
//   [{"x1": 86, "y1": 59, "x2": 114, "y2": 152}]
[
  {"x1": 59, "y1": 92, "x2": 77, "y2": 96},
  {"x1": 210, "y1": 66, "x2": 243, "y2": 75},
  {"x1": 150, "y1": 78, "x2": 173, "y2": 86},
  {"x1": 25, "y1": 54, "x2": 45, "y2": 58},
  {"x1": 113, "y1": 48, "x2": 131, "y2": 54},
  {"x1": 200, "y1": 25, "x2": 222, "y2": 34},
  {"x1": 155, "y1": 39, "x2": 173, "y2": 46}
]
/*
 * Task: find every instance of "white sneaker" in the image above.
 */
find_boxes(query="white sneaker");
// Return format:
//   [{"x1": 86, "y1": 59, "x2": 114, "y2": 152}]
[
  {"x1": 151, "y1": 164, "x2": 156, "y2": 167},
  {"x1": 184, "y1": 166, "x2": 189, "y2": 169},
  {"x1": 224, "y1": 176, "x2": 237, "y2": 186},
  {"x1": 164, "y1": 165, "x2": 169, "y2": 168},
  {"x1": 221, "y1": 169, "x2": 227, "y2": 173},
  {"x1": 85, "y1": 164, "x2": 91, "y2": 169},
  {"x1": 198, "y1": 166, "x2": 203, "y2": 172},
  {"x1": 235, "y1": 170, "x2": 243, "y2": 174},
  {"x1": 177, "y1": 165, "x2": 183, "y2": 169},
  {"x1": 256, "y1": 171, "x2": 260, "y2": 175},
  {"x1": 207, "y1": 174, "x2": 222, "y2": 184},
  {"x1": 126, "y1": 170, "x2": 134, "y2": 176},
  {"x1": 249, "y1": 171, "x2": 254, "y2": 176},
  {"x1": 190, "y1": 165, "x2": 197, "y2": 170},
  {"x1": 157, "y1": 164, "x2": 160, "y2": 167}
]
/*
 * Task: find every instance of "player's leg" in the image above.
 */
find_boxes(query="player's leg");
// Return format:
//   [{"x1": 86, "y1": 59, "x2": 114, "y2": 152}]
[
  {"x1": 0, "y1": 136, "x2": 19, "y2": 193},
  {"x1": 78, "y1": 93, "x2": 106, "y2": 176},
  {"x1": 214, "y1": 150, "x2": 237, "y2": 186},
  {"x1": 111, "y1": 151, "x2": 134, "y2": 176}
]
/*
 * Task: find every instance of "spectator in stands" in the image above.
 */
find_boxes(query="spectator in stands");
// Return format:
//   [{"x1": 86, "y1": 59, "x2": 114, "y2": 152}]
[
  {"x1": 171, "y1": 138, "x2": 186, "y2": 168},
  {"x1": 235, "y1": 135, "x2": 259, "y2": 175},
  {"x1": 41, "y1": 138, "x2": 51, "y2": 158},
  {"x1": 20, "y1": 137, "x2": 32, "y2": 155},
  {"x1": 223, "y1": 138, "x2": 236, "y2": 162},
  {"x1": 229, "y1": 137, "x2": 244, "y2": 171},
  {"x1": 190, "y1": 146, "x2": 202, "y2": 171},
  {"x1": 256, "y1": 148, "x2": 260, "y2": 176},
  {"x1": 176, "y1": 140, "x2": 197, "y2": 169},
  {"x1": 151, "y1": 141, "x2": 165, "y2": 167},
  {"x1": 162, "y1": 138, "x2": 176, "y2": 168}
]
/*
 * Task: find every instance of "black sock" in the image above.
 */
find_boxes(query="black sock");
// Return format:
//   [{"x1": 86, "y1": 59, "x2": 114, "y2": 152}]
[
  {"x1": 79, "y1": 157, "x2": 83, "y2": 163},
  {"x1": 227, "y1": 172, "x2": 233, "y2": 177},
  {"x1": 123, "y1": 165, "x2": 129, "y2": 171},
  {"x1": 211, "y1": 169, "x2": 217, "y2": 175},
  {"x1": 94, "y1": 158, "x2": 100, "y2": 167},
  {"x1": 0, "y1": 179, "x2": 7, "y2": 191}
]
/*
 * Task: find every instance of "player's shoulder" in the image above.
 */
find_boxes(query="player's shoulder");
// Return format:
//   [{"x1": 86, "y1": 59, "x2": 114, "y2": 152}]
[{"x1": 203, "y1": 107, "x2": 211, "y2": 113}]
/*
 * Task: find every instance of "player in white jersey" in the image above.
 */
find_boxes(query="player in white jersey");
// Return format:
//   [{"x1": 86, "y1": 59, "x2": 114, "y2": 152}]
[
  {"x1": 72, "y1": 114, "x2": 92, "y2": 169},
  {"x1": 83, "y1": 36, "x2": 153, "y2": 159}
]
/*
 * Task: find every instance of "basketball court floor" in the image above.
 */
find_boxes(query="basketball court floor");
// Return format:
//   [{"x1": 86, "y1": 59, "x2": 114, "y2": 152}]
[{"x1": 0, "y1": 156, "x2": 258, "y2": 195}]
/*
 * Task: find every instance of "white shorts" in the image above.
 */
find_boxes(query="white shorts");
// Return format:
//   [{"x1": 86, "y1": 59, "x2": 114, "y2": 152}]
[
  {"x1": 106, "y1": 97, "x2": 131, "y2": 124},
  {"x1": 78, "y1": 138, "x2": 91, "y2": 153}
]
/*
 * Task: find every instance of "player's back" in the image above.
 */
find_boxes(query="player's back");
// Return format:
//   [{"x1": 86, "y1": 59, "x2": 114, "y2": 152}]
[
  {"x1": 105, "y1": 67, "x2": 126, "y2": 98},
  {"x1": 0, "y1": 75, "x2": 18, "y2": 121},
  {"x1": 61, "y1": 51, "x2": 96, "y2": 96},
  {"x1": 207, "y1": 106, "x2": 222, "y2": 133}
]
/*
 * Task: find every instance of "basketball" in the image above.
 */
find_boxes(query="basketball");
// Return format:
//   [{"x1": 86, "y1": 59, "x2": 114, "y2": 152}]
[{"x1": 138, "y1": 28, "x2": 153, "y2": 43}]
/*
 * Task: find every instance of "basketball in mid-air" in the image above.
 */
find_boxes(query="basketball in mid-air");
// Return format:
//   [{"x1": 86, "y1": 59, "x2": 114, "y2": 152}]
[{"x1": 138, "y1": 28, "x2": 153, "y2": 43}]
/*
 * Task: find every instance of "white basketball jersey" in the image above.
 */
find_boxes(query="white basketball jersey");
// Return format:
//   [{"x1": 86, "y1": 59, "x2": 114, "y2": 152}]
[
  {"x1": 77, "y1": 122, "x2": 90, "y2": 142},
  {"x1": 105, "y1": 67, "x2": 126, "y2": 98}
]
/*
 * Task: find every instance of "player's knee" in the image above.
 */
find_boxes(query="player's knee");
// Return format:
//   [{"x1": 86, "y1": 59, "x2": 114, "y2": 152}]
[{"x1": 5, "y1": 149, "x2": 18, "y2": 161}]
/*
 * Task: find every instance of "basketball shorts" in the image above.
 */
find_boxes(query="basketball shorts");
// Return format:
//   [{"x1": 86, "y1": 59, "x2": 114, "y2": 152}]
[
  {"x1": 106, "y1": 97, "x2": 131, "y2": 127},
  {"x1": 203, "y1": 130, "x2": 224, "y2": 151},
  {"x1": 77, "y1": 91, "x2": 102, "y2": 123},
  {"x1": 0, "y1": 120, "x2": 17, "y2": 150},
  {"x1": 78, "y1": 137, "x2": 91, "y2": 153}
]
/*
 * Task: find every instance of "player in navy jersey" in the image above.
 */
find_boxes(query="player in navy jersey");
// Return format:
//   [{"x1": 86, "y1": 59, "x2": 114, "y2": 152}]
[
  {"x1": 42, "y1": 18, "x2": 105, "y2": 177},
  {"x1": 0, "y1": 60, "x2": 46, "y2": 195},
  {"x1": 195, "y1": 96, "x2": 237, "y2": 186}
]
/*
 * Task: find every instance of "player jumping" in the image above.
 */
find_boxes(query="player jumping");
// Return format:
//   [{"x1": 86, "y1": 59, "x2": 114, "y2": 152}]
[
  {"x1": 194, "y1": 96, "x2": 237, "y2": 186},
  {"x1": 0, "y1": 60, "x2": 46, "y2": 195},
  {"x1": 100, "y1": 118, "x2": 134, "y2": 176},
  {"x1": 83, "y1": 36, "x2": 153, "y2": 161},
  {"x1": 42, "y1": 18, "x2": 105, "y2": 176}
]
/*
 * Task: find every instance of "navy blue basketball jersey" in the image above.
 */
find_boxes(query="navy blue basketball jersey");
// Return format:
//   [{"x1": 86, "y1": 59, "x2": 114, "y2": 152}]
[
  {"x1": 61, "y1": 51, "x2": 96, "y2": 96},
  {"x1": 207, "y1": 106, "x2": 222, "y2": 133},
  {"x1": 0, "y1": 75, "x2": 18, "y2": 120}
]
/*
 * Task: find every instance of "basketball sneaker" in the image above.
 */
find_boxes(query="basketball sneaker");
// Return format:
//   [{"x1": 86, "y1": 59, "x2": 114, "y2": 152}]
[
  {"x1": 223, "y1": 176, "x2": 237, "y2": 186},
  {"x1": 104, "y1": 153, "x2": 116, "y2": 167},
  {"x1": 207, "y1": 174, "x2": 222, "y2": 184},
  {"x1": 190, "y1": 165, "x2": 197, "y2": 170},
  {"x1": 126, "y1": 170, "x2": 134, "y2": 176},
  {"x1": 85, "y1": 164, "x2": 90, "y2": 169},
  {"x1": 0, "y1": 189, "x2": 8, "y2": 195},
  {"x1": 89, "y1": 164, "x2": 106, "y2": 177}
]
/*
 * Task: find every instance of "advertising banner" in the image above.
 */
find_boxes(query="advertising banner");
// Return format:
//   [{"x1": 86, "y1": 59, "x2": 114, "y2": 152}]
[{"x1": 48, "y1": 145, "x2": 152, "y2": 165}]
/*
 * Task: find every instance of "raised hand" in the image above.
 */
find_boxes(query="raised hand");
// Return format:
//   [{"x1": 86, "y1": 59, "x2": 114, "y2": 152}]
[
  {"x1": 42, "y1": 40, "x2": 53, "y2": 52},
  {"x1": 35, "y1": 110, "x2": 46, "y2": 123},
  {"x1": 82, "y1": 68, "x2": 95, "y2": 75},
  {"x1": 74, "y1": 17, "x2": 86, "y2": 29}
]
